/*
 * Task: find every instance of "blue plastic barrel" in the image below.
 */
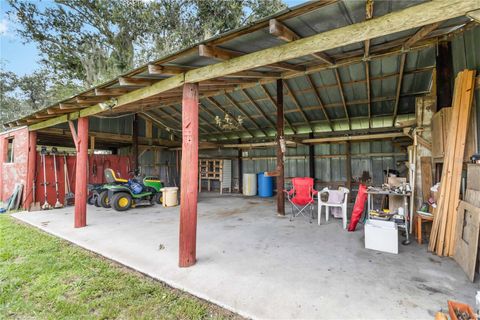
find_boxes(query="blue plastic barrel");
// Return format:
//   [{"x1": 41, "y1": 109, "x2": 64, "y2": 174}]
[{"x1": 257, "y1": 172, "x2": 273, "y2": 197}]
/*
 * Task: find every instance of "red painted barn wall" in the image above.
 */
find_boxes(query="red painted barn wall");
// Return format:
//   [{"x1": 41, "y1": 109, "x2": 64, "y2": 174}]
[
  {"x1": 34, "y1": 153, "x2": 131, "y2": 206},
  {"x1": 0, "y1": 127, "x2": 30, "y2": 203},
  {"x1": 0, "y1": 126, "x2": 132, "y2": 208}
]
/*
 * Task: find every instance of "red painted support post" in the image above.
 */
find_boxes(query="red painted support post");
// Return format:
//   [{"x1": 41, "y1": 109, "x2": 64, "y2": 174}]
[
  {"x1": 276, "y1": 79, "x2": 285, "y2": 215},
  {"x1": 24, "y1": 131, "x2": 37, "y2": 210},
  {"x1": 179, "y1": 83, "x2": 199, "y2": 267},
  {"x1": 74, "y1": 117, "x2": 89, "y2": 228}
]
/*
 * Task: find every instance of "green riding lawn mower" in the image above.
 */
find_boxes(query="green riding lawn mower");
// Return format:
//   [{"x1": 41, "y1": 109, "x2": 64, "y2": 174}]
[{"x1": 89, "y1": 169, "x2": 163, "y2": 212}]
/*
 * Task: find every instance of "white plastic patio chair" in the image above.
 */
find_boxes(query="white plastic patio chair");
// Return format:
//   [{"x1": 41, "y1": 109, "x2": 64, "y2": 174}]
[{"x1": 318, "y1": 187, "x2": 350, "y2": 228}]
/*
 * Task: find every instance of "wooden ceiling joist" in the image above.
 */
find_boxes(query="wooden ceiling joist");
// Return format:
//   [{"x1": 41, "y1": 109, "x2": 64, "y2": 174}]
[
  {"x1": 147, "y1": 64, "x2": 190, "y2": 75},
  {"x1": 230, "y1": 70, "x2": 281, "y2": 79},
  {"x1": 283, "y1": 81, "x2": 312, "y2": 130},
  {"x1": 76, "y1": 96, "x2": 109, "y2": 104},
  {"x1": 95, "y1": 88, "x2": 131, "y2": 96},
  {"x1": 59, "y1": 103, "x2": 81, "y2": 110},
  {"x1": 198, "y1": 44, "x2": 305, "y2": 72},
  {"x1": 240, "y1": 89, "x2": 276, "y2": 128},
  {"x1": 138, "y1": 112, "x2": 182, "y2": 139},
  {"x1": 363, "y1": 0, "x2": 374, "y2": 59},
  {"x1": 34, "y1": 113, "x2": 56, "y2": 119},
  {"x1": 392, "y1": 22, "x2": 440, "y2": 125},
  {"x1": 46, "y1": 107, "x2": 74, "y2": 115},
  {"x1": 269, "y1": 19, "x2": 335, "y2": 66},
  {"x1": 305, "y1": 74, "x2": 332, "y2": 130},
  {"x1": 302, "y1": 131, "x2": 407, "y2": 144},
  {"x1": 404, "y1": 22, "x2": 441, "y2": 50},
  {"x1": 364, "y1": 0, "x2": 374, "y2": 128},
  {"x1": 334, "y1": 69, "x2": 350, "y2": 129},
  {"x1": 392, "y1": 53, "x2": 407, "y2": 126},
  {"x1": 258, "y1": 84, "x2": 296, "y2": 134},
  {"x1": 118, "y1": 77, "x2": 157, "y2": 87}
]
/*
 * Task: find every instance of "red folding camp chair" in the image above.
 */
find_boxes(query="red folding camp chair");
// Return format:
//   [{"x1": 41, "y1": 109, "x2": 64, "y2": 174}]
[{"x1": 284, "y1": 177, "x2": 318, "y2": 222}]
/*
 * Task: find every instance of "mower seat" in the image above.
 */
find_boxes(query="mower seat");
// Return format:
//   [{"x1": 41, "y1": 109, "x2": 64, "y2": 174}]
[{"x1": 104, "y1": 168, "x2": 128, "y2": 184}]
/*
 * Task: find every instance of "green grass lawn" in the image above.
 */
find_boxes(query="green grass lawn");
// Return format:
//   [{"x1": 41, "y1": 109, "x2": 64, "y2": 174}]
[{"x1": 0, "y1": 214, "x2": 240, "y2": 319}]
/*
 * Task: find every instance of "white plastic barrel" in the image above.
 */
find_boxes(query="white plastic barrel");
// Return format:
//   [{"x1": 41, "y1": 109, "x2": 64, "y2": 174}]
[
  {"x1": 242, "y1": 173, "x2": 257, "y2": 196},
  {"x1": 160, "y1": 187, "x2": 179, "y2": 207}
]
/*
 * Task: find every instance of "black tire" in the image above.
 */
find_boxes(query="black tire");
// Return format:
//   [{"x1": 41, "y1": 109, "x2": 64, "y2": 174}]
[
  {"x1": 87, "y1": 195, "x2": 95, "y2": 205},
  {"x1": 93, "y1": 193, "x2": 101, "y2": 207},
  {"x1": 97, "y1": 190, "x2": 111, "y2": 208},
  {"x1": 154, "y1": 192, "x2": 163, "y2": 205},
  {"x1": 111, "y1": 192, "x2": 132, "y2": 212}
]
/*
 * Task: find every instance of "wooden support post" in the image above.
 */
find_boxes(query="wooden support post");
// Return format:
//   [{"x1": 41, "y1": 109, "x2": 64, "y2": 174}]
[
  {"x1": 179, "y1": 83, "x2": 199, "y2": 268},
  {"x1": 89, "y1": 136, "x2": 95, "y2": 155},
  {"x1": 132, "y1": 114, "x2": 139, "y2": 170},
  {"x1": 436, "y1": 41, "x2": 453, "y2": 110},
  {"x1": 24, "y1": 131, "x2": 37, "y2": 210},
  {"x1": 276, "y1": 79, "x2": 285, "y2": 216},
  {"x1": 308, "y1": 133, "x2": 315, "y2": 179},
  {"x1": 74, "y1": 117, "x2": 89, "y2": 228},
  {"x1": 145, "y1": 118, "x2": 153, "y2": 144},
  {"x1": 237, "y1": 139, "x2": 243, "y2": 193},
  {"x1": 346, "y1": 141, "x2": 352, "y2": 193}
]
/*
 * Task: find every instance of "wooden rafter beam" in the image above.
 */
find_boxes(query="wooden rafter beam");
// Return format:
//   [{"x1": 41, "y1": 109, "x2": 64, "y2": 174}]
[
  {"x1": 366, "y1": 61, "x2": 371, "y2": 123},
  {"x1": 138, "y1": 112, "x2": 182, "y2": 139},
  {"x1": 198, "y1": 44, "x2": 305, "y2": 72},
  {"x1": 147, "y1": 64, "x2": 190, "y2": 75},
  {"x1": 364, "y1": 0, "x2": 374, "y2": 58},
  {"x1": 468, "y1": 8, "x2": 480, "y2": 22},
  {"x1": 269, "y1": 19, "x2": 334, "y2": 65},
  {"x1": 364, "y1": 0, "x2": 374, "y2": 128},
  {"x1": 95, "y1": 88, "x2": 131, "y2": 96},
  {"x1": 34, "y1": 113, "x2": 56, "y2": 119},
  {"x1": 258, "y1": 84, "x2": 296, "y2": 134},
  {"x1": 305, "y1": 74, "x2": 332, "y2": 130},
  {"x1": 224, "y1": 93, "x2": 268, "y2": 136},
  {"x1": 334, "y1": 69, "x2": 350, "y2": 129},
  {"x1": 240, "y1": 89, "x2": 276, "y2": 128},
  {"x1": 283, "y1": 81, "x2": 312, "y2": 130},
  {"x1": 76, "y1": 96, "x2": 109, "y2": 104},
  {"x1": 230, "y1": 70, "x2": 281, "y2": 79},
  {"x1": 404, "y1": 22, "x2": 441, "y2": 50},
  {"x1": 59, "y1": 103, "x2": 82, "y2": 110},
  {"x1": 118, "y1": 77, "x2": 157, "y2": 87},
  {"x1": 25, "y1": 0, "x2": 478, "y2": 131},
  {"x1": 151, "y1": 108, "x2": 183, "y2": 129},
  {"x1": 393, "y1": 22, "x2": 439, "y2": 125},
  {"x1": 46, "y1": 107, "x2": 77, "y2": 115},
  {"x1": 392, "y1": 53, "x2": 407, "y2": 126},
  {"x1": 302, "y1": 131, "x2": 407, "y2": 144}
]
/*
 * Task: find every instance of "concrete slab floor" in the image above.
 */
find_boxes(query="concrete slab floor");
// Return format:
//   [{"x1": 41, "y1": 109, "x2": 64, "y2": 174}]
[{"x1": 12, "y1": 194, "x2": 478, "y2": 320}]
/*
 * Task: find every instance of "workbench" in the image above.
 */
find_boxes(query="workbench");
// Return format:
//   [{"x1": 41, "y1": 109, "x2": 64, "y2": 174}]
[{"x1": 366, "y1": 189, "x2": 412, "y2": 245}]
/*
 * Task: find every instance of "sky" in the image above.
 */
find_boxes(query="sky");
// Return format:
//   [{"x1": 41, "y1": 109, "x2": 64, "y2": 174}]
[{"x1": 0, "y1": 0, "x2": 304, "y2": 76}]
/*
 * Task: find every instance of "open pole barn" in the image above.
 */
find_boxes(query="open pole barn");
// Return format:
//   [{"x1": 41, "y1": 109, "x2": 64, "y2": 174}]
[{"x1": 2, "y1": 1, "x2": 480, "y2": 318}]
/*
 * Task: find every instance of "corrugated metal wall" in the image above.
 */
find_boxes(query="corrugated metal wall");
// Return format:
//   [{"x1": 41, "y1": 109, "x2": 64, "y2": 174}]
[
  {"x1": 451, "y1": 25, "x2": 480, "y2": 151},
  {"x1": 197, "y1": 141, "x2": 407, "y2": 193}
]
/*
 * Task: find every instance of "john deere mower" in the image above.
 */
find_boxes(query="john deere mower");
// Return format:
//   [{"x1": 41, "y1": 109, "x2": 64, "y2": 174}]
[{"x1": 93, "y1": 169, "x2": 163, "y2": 211}]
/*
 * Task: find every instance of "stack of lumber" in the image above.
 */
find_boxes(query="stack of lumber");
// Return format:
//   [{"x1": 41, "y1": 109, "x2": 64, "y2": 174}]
[
  {"x1": 428, "y1": 69, "x2": 477, "y2": 256},
  {"x1": 4, "y1": 184, "x2": 24, "y2": 212}
]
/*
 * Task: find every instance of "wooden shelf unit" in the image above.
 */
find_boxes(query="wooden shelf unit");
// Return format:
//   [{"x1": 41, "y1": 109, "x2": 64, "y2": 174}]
[{"x1": 199, "y1": 159, "x2": 232, "y2": 194}]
